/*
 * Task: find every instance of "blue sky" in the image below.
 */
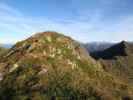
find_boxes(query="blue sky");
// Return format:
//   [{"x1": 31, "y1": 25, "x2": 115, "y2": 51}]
[{"x1": 0, "y1": 0, "x2": 133, "y2": 43}]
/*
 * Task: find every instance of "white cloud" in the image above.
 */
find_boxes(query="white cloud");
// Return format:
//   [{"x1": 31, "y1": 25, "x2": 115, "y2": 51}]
[{"x1": 0, "y1": 1, "x2": 133, "y2": 44}]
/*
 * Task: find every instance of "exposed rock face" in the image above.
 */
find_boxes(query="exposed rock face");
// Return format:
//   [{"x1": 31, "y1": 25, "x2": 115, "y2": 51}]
[{"x1": 0, "y1": 32, "x2": 132, "y2": 100}]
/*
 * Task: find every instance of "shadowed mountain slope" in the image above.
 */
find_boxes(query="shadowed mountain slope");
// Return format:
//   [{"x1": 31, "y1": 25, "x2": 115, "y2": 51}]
[
  {"x1": 0, "y1": 32, "x2": 132, "y2": 100},
  {"x1": 90, "y1": 41, "x2": 133, "y2": 85}
]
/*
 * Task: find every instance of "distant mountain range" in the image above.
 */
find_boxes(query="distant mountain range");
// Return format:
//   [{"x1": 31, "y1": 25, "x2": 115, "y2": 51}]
[
  {"x1": 84, "y1": 42, "x2": 114, "y2": 53},
  {"x1": 0, "y1": 44, "x2": 12, "y2": 48}
]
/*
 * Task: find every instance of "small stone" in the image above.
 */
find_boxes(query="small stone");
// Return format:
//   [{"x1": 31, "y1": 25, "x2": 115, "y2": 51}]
[
  {"x1": 43, "y1": 50, "x2": 46, "y2": 56},
  {"x1": 38, "y1": 68, "x2": 48, "y2": 75},
  {"x1": 49, "y1": 54, "x2": 55, "y2": 58},
  {"x1": 27, "y1": 44, "x2": 36, "y2": 52},
  {"x1": 67, "y1": 59, "x2": 73, "y2": 65},
  {"x1": 9, "y1": 64, "x2": 19, "y2": 73},
  {"x1": 46, "y1": 36, "x2": 52, "y2": 42},
  {"x1": 72, "y1": 63, "x2": 77, "y2": 70},
  {"x1": 77, "y1": 55, "x2": 81, "y2": 59},
  {"x1": 57, "y1": 49, "x2": 61, "y2": 54},
  {"x1": 0, "y1": 73, "x2": 3, "y2": 81}
]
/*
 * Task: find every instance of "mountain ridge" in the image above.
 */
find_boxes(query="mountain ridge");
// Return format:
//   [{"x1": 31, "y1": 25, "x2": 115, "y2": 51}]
[
  {"x1": 90, "y1": 41, "x2": 133, "y2": 85},
  {"x1": 89, "y1": 41, "x2": 133, "y2": 59},
  {"x1": 0, "y1": 32, "x2": 132, "y2": 100}
]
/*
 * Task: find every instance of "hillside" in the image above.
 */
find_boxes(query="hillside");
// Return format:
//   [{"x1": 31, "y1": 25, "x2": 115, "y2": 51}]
[
  {"x1": 0, "y1": 47, "x2": 8, "y2": 57},
  {"x1": 0, "y1": 32, "x2": 132, "y2": 100},
  {"x1": 90, "y1": 41, "x2": 133, "y2": 85}
]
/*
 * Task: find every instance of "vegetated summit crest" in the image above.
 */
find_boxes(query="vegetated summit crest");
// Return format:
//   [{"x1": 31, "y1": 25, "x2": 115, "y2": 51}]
[
  {"x1": 14, "y1": 31, "x2": 78, "y2": 49},
  {"x1": 8, "y1": 31, "x2": 91, "y2": 61},
  {"x1": 0, "y1": 31, "x2": 97, "y2": 77}
]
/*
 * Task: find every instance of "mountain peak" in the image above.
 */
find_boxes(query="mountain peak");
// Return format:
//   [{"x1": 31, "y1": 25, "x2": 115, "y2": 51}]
[
  {"x1": 0, "y1": 32, "x2": 133, "y2": 99},
  {"x1": 90, "y1": 41, "x2": 132, "y2": 60},
  {"x1": 2, "y1": 31, "x2": 92, "y2": 67},
  {"x1": 116, "y1": 41, "x2": 133, "y2": 54},
  {"x1": 0, "y1": 32, "x2": 106, "y2": 99},
  {"x1": 102, "y1": 40, "x2": 133, "y2": 55},
  {"x1": 11, "y1": 31, "x2": 72, "y2": 52},
  {"x1": 118, "y1": 40, "x2": 129, "y2": 48},
  {"x1": 90, "y1": 40, "x2": 133, "y2": 60},
  {"x1": 32, "y1": 31, "x2": 63, "y2": 39}
]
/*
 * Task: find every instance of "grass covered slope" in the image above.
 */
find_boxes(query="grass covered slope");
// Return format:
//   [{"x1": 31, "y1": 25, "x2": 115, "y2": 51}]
[
  {"x1": 0, "y1": 32, "x2": 132, "y2": 100},
  {"x1": 0, "y1": 47, "x2": 8, "y2": 57}
]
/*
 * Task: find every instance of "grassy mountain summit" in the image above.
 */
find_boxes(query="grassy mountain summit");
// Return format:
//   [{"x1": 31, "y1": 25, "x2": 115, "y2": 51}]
[{"x1": 0, "y1": 32, "x2": 132, "y2": 100}]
